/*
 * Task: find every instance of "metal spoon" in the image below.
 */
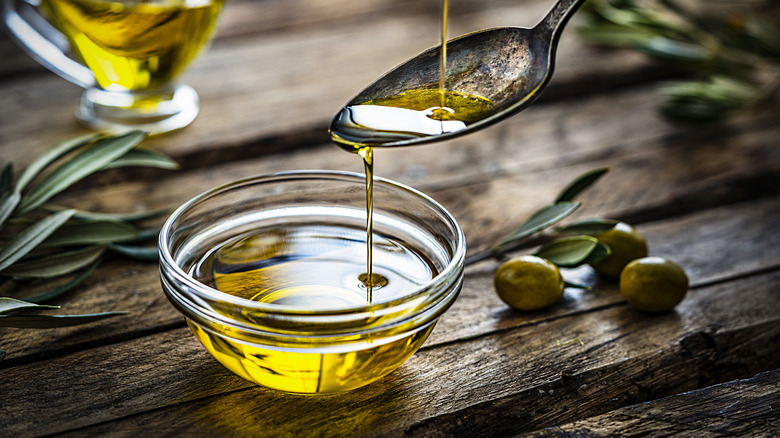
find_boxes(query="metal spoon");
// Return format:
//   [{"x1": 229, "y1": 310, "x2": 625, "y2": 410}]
[{"x1": 330, "y1": 0, "x2": 586, "y2": 149}]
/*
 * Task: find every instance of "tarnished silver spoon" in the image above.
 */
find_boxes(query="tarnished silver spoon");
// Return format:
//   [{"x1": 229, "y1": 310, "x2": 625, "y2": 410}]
[{"x1": 330, "y1": 0, "x2": 586, "y2": 149}]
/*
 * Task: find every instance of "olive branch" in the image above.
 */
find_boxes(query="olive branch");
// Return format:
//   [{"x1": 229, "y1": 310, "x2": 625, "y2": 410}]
[
  {"x1": 465, "y1": 167, "x2": 618, "y2": 288},
  {"x1": 0, "y1": 131, "x2": 176, "y2": 361},
  {"x1": 578, "y1": 0, "x2": 780, "y2": 121}
]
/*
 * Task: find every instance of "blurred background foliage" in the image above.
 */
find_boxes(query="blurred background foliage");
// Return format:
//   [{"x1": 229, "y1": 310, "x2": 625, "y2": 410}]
[{"x1": 578, "y1": 0, "x2": 780, "y2": 121}]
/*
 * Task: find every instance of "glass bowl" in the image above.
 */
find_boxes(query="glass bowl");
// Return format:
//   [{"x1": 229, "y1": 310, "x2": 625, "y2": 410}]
[{"x1": 158, "y1": 170, "x2": 465, "y2": 394}]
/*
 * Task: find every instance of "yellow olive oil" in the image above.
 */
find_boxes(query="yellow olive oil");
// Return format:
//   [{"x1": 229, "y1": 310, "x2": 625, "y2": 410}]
[
  {"x1": 42, "y1": 0, "x2": 224, "y2": 90},
  {"x1": 363, "y1": 89, "x2": 492, "y2": 124},
  {"x1": 357, "y1": 145, "x2": 383, "y2": 300},
  {"x1": 187, "y1": 320, "x2": 435, "y2": 393},
  {"x1": 189, "y1": 223, "x2": 437, "y2": 393},
  {"x1": 192, "y1": 225, "x2": 435, "y2": 307},
  {"x1": 439, "y1": 0, "x2": 449, "y2": 110}
]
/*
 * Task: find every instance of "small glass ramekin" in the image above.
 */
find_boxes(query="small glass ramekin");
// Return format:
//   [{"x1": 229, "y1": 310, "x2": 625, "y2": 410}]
[{"x1": 158, "y1": 170, "x2": 465, "y2": 394}]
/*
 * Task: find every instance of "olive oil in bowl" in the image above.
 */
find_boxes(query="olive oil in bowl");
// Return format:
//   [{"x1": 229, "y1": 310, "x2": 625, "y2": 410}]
[
  {"x1": 159, "y1": 172, "x2": 465, "y2": 394},
  {"x1": 192, "y1": 224, "x2": 436, "y2": 309},
  {"x1": 187, "y1": 222, "x2": 439, "y2": 393}
]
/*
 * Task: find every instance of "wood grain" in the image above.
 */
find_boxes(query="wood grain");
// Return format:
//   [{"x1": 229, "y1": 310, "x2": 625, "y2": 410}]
[
  {"x1": 1, "y1": 0, "x2": 778, "y2": 435},
  {"x1": 3, "y1": 267, "x2": 775, "y2": 436},
  {"x1": 1, "y1": 137, "x2": 778, "y2": 367},
  {"x1": 17, "y1": 85, "x2": 780, "y2": 243},
  {"x1": 527, "y1": 369, "x2": 780, "y2": 437}
]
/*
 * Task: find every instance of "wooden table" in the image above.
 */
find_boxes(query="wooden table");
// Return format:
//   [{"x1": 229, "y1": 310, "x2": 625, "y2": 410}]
[{"x1": 2, "y1": 0, "x2": 779, "y2": 436}]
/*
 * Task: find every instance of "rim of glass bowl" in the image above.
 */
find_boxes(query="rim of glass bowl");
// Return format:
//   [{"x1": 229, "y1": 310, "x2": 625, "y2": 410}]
[{"x1": 158, "y1": 170, "x2": 466, "y2": 319}]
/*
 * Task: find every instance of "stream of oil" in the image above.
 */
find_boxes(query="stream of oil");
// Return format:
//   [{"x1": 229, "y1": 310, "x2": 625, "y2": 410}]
[
  {"x1": 332, "y1": 0, "x2": 491, "y2": 303},
  {"x1": 348, "y1": 0, "x2": 451, "y2": 300}
]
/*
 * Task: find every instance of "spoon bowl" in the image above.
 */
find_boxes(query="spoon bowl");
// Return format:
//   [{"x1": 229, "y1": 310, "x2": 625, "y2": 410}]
[{"x1": 330, "y1": 0, "x2": 586, "y2": 148}]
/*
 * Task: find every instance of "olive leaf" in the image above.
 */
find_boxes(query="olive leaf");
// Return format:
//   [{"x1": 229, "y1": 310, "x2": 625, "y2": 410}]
[
  {"x1": 0, "y1": 191, "x2": 20, "y2": 230},
  {"x1": 0, "y1": 132, "x2": 177, "y2": 360},
  {"x1": 555, "y1": 167, "x2": 609, "y2": 203},
  {"x1": 0, "y1": 163, "x2": 12, "y2": 194},
  {"x1": 638, "y1": 36, "x2": 711, "y2": 62},
  {"x1": 577, "y1": 24, "x2": 657, "y2": 47},
  {"x1": 1, "y1": 245, "x2": 106, "y2": 278},
  {"x1": 121, "y1": 228, "x2": 161, "y2": 243},
  {"x1": 659, "y1": 76, "x2": 763, "y2": 120},
  {"x1": 109, "y1": 244, "x2": 159, "y2": 262},
  {"x1": 583, "y1": 240, "x2": 611, "y2": 266},
  {"x1": 556, "y1": 218, "x2": 620, "y2": 235},
  {"x1": 534, "y1": 236, "x2": 611, "y2": 268},
  {"x1": 0, "y1": 297, "x2": 59, "y2": 314},
  {"x1": 43, "y1": 205, "x2": 173, "y2": 223},
  {"x1": 103, "y1": 148, "x2": 179, "y2": 170},
  {"x1": 24, "y1": 260, "x2": 101, "y2": 304},
  {"x1": 564, "y1": 280, "x2": 592, "y2": 290},
  {"x1": 578, "y1": 0, "x2": 780, "y2": 121},
  {"x1": 17, "y1": 130, "x2": 146, "y2": 214},
  {"x1": 0, "y1": 164, "x2": 20, "y2": 229},
  {"x1": 468, "y1": 168, "x2": 614, "y2": 265},
  {"x1": 494, "y1": 202, "x2": 581, "y2": 250},
  {"x1": 1, "y1": 289, "x2": 127, "y2": 331},
  {"x1": 0, "y1": 311, "x2": 129, "y2": 329},
  {"x1": 0, "y1": 209, "x2": 75, "y2": 272},
  {"x1": 39, "y1": 220, "x2": 139, "y2": 248},
  {"x1": 15, "y1": 132, "x2": 101, "y2": 193}
]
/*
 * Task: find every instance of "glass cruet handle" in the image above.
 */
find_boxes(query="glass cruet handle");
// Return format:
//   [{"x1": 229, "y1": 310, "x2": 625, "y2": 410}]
[
  {"x1": 2, "y1": 0, "x2": 95, "y2": 88},
  {"x1": 535, "y1": 0, "x2": 588, "y2": 46}
]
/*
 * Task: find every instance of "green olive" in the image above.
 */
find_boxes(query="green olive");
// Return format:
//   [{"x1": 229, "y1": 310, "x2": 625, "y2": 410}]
[
  {"x1": 620, "y1": 257, "x2": 689, "y2": 312},
  {"x1": 591, "y1": 222, "x2": 648, "y2": 278},
  {"x1": 494, "y1": 255, "x2": 564, "y2": 311}
]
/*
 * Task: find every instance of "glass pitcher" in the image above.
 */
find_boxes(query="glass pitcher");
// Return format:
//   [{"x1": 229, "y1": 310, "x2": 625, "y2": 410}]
[{"x1": 2, "y1": 0, "x2": 225, "y2": 134}]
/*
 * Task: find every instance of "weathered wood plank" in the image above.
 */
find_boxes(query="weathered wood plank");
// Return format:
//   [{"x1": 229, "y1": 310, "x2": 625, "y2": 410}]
[
  {"x1": 3, "y1": 263, "x2": 777, "y2": 436},
  {"x1": 1, "y1": 103, "x2": 778, "y2": 366},
  {"x1": 2, "y1": 1, "x2": 776, "y2": 436},
  {"x1": 428, "y1": 107, "x2": 780, "y2": 252},
  {"x1": 10, "y1": 79, "x2": 779, "y2": 225},
  {"x1": 432, "y1": 194, "x2": 780, "y2": 352},
  {"x1": 17, "y1": 83, "x2": 780, "y2": 235},
  {"x1": 527, "y1": 369, "x2": 780, "y2": 437}
]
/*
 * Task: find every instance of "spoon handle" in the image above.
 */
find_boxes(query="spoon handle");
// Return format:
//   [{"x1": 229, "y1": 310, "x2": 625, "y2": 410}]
[{"x1": 535, "y1": 0, "x2": 587, "y2": 45}]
